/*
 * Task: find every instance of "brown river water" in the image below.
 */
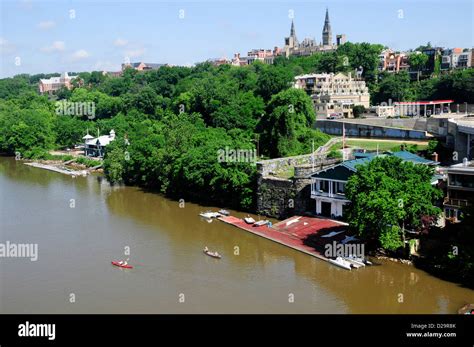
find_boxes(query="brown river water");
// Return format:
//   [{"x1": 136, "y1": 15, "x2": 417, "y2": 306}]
[{"x1": 0, "y1": 157, "x2": 472, "y2": 313}]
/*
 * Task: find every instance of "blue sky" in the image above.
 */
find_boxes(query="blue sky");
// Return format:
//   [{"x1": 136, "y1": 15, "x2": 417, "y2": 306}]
[{"x1": 0, "y1": 0, "x2": 473, "y2": 77}]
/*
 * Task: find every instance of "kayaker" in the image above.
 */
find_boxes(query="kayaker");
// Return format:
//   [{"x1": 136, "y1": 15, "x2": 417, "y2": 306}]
[{"x1": 204, "y1": 246, "x2": 209, "y2": 253}]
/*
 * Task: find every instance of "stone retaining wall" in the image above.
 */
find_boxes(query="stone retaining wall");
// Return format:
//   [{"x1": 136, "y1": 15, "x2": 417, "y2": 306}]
[
  {"x1": 256, "y1": 158, "x2": 341, "y2": 219},
  {"x1": 316, "y1": 120, "x2": 429, "y2": 139}
]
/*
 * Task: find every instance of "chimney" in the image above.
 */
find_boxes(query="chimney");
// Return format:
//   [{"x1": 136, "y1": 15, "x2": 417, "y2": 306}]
[{"x1": 432, "y1": 152, "x2": 438, "y2": 162}]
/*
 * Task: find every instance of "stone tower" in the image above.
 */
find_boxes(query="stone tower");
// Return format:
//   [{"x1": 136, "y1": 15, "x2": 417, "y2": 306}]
[
  {"x1": 286, "y1": 19, "x2": 298, "y2": 49},
  {"x1": 322, "y1": 8, "x2": 332, "y2": 46}
]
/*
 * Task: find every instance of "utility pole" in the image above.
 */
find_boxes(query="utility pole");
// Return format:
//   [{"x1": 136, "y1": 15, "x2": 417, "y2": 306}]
[{"x1": 342, "y1": 122, "x2": 345, "y2": 161}]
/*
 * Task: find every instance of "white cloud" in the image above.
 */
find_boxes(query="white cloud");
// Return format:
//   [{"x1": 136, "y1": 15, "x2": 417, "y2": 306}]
[
  {"x1": 38, "y1": 21, "x2": 55, "y2": 29},
  {"x1": 124, "y1": 48, "x2": 145, "y2": 58},
  {"x1": 40, "y1": 41, "x2": 65, "y2": 53},
  {"x1": 114, "y1": 38, "x2": 128, "y2": 47},
  {"x1": 71, "y1": 49, "x2": 90, "y2": 61},
  {"x1": 0, "y1": 37, "x2": 16, "y2": 55}
]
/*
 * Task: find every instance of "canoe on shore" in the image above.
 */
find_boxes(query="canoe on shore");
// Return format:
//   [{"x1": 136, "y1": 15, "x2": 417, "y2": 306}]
[
  {"x1": 199, "y1": 211, "x2": 221, "y2": 219},
  {"x1": 343, "y1": 256, "x2": 366, "y2": 268},
  {"x1": 244, "y1": 217, "x2": 256, "y2": 224},
  {"x1": 328, "y1": 257, "x2": 352, "y2": 270}
]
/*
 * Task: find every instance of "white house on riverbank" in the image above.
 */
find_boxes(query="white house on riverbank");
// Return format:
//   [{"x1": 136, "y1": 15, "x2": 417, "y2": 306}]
[
  {"x1": 310, "y1": 151, "x2": 439, "y2": 218},
  {"x1": 82, "y1": 129, "x2": 116, "y2": 157}
]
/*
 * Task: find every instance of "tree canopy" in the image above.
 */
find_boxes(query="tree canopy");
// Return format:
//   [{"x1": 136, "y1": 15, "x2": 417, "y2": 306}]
[{"x1": 345, "y1": 156, "x2": 442, "y2": 251}]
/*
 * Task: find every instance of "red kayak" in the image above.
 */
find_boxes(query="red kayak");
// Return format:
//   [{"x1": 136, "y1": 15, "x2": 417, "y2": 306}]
[{"x1": 111, "y1": 261, "x2": 133, "y2": 269}]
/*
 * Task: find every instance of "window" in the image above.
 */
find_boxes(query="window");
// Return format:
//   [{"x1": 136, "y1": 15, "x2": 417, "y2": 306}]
[
  {"x1": 320, "y1": 180, "x2": 329, "y2": 193},
  {"x1": 336, "y1": 182, "x2": 345, "y2": 194}
]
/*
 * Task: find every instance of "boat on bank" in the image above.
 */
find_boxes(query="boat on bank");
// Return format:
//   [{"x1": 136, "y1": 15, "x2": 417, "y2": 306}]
[
  {"x1": 253, "y1": 220, "x2": 269, "y2": 227},
  {"x1": 199, "y1": 211, "x2": 221, "y2": 219},
  {"x1": 244, "y1": 217, "x2": 256, "y2": 224},
  {"x1": 343, "y1": 255, "x2": 367, "y2": 268},
  {"x1": 328, "y1": 257, "x2": 352, "y2": 270}
]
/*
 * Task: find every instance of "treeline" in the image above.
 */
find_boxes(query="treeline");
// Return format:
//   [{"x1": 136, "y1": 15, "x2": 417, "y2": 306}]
[
  {"x1": 276, "y1": 42, "x2": 474, "y2": 105},
  {"x1": 0, "y1": 61, "x2": 331, "y2": 209},
  {"x1": 372, "y1": 69, "x2": 474, "y2": 105},
  {"x1": 1, "y1": 42, "x2": 472, "y2": 209}
]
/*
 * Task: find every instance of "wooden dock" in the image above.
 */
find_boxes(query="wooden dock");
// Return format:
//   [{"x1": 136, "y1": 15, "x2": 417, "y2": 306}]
[
  {"x1": 24, "y1": 162, "x2": 89, "y2": 176},
  {"x1": 219, "y1": 215, "x2": 348, "y2": 262}
]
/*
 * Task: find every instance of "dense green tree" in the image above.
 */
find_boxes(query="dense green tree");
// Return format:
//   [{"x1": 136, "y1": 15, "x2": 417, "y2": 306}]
[
  {"x1": 0, "y1": 104, "x2": 56, "y2": 157},
  {"x1": 409, "y1": 53, "x2": 429, "y2": 81},
  {"x1": 345, "y1": 156, "x2": 442, "y2": 251},
  {"x1": 211, "y1": 91, "x2": 265, "y2": 131},
  {"x1": 258, "y1": 88, "x2": 328, "y2": 158},
  {"x1": 0, "y1": 75, "x2": 35, "y2": 99},
  {"x1": 317, "y1": 52, "x2": 345, "y2": 73},
  {"x1": 432, "y1": 68, "x2": 474, "y2": 103},
  {"x1": 336, "y1": 42, "x2": 384, "y2": 82},
  {"x1": 54, "y1": 116, "x2": 88, "y2": 148},
  {"x1": 256, "y1": 65, "x2": 293, "y2": 101},
  {"x1": 373, "y1": 71, "x2": 416, "y2": 104},
  {"x1": 352, "y1": 105, "x2": 366, "y2": 118},
  {"x1": 103, "y1": 138, "x2": 129, "y2": 183}
]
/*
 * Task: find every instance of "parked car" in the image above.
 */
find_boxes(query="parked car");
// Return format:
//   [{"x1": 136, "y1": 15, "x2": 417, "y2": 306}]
[{"x1": 327, "y1": 113, "x2": 343, "y2": 119}]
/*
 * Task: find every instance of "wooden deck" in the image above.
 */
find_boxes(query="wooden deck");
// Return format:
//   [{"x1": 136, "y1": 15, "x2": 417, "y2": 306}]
[
  {"x1": 219, "y1": 215, "x2": 348, "y2": 262},
  {"x1": 24, "y1": 162, "x2": 89, "y2": 176}
]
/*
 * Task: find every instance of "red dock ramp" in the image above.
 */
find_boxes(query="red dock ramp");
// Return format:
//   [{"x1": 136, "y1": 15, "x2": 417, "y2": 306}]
[{"x1": 219, "y1": 215, "x2": 347, "y2": 260}]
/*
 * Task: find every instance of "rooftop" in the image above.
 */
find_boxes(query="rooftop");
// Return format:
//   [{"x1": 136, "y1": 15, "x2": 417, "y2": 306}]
[
  {"x1": 84, "y1": 129, "x2": 116, "y2": 146},
  {"x1": 310, "y1": 151, "x2": 439, "y2": 180},
  {"x1": 449, "y1": 160, "x2": 474, "y2": 171}
]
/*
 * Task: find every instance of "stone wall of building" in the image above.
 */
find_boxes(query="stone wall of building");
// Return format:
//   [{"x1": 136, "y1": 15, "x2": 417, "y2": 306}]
[
  {"x1": 256, "y1": 159, "x2": 340, "y2": 219},
  {"x1": 256, "y1": 138, "x2": 341, "y2": 177},
  {"x1": 257, "y1": 153, "x2": 324, "y2": 177},
  {"x1": 257, "y1": 176, "x2": 295, "y2": 219}
]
